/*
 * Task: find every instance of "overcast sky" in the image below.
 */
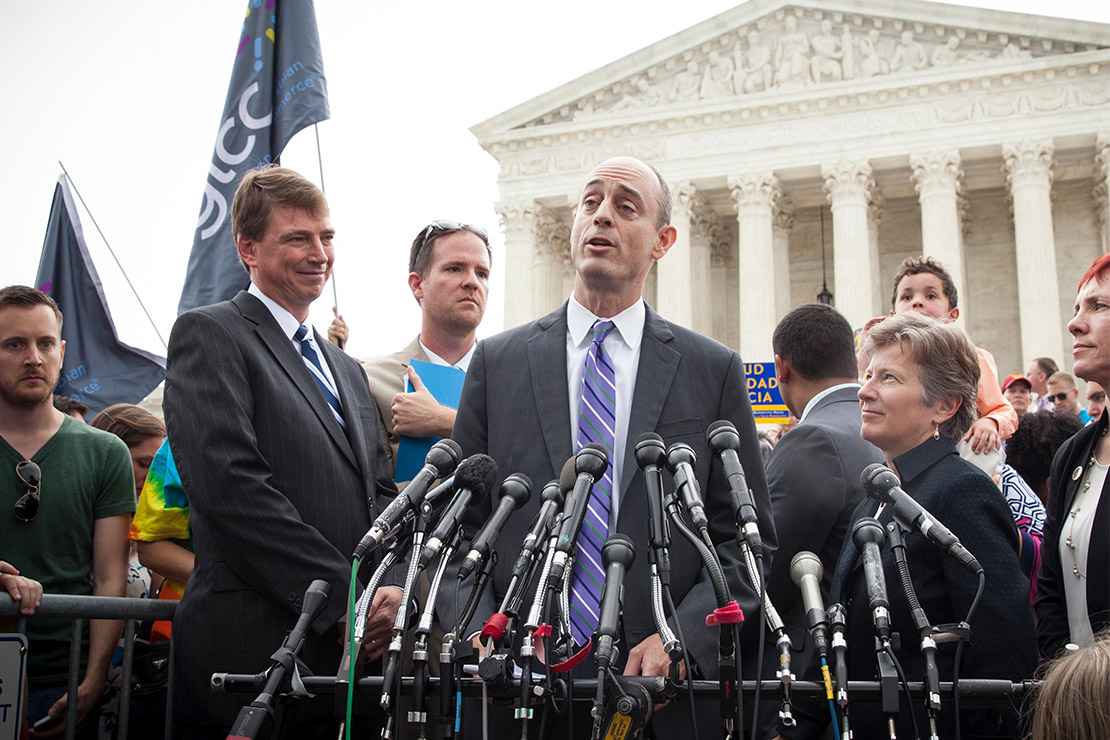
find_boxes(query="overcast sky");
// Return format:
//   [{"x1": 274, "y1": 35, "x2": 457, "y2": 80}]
[{"x1": 3, "y1": 0, "x2": 1107, "y2": 360}]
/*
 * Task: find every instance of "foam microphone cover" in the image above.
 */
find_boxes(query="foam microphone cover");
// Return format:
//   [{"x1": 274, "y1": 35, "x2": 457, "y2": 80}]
[{"x1": 454, "y1": 453, "x2": 499, "y2": 501}]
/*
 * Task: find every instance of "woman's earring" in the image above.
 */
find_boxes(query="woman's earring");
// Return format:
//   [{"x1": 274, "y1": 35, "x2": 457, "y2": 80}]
[{"x1": 933, "y1": 425, "x2": 940, "y2": 441}]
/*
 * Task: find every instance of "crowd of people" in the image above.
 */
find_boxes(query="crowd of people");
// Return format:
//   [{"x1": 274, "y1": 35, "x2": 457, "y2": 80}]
[{"x1": 2, "y1": 157, "x2": 1109, "y2": 739}]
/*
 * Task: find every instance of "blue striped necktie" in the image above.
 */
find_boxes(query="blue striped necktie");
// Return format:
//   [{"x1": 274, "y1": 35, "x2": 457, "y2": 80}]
[
  {"x1": 569, "y1": 319, "x2": 616, "y2": 646},
  {"x1": 293, "y1": 325, "x2": 345, "y2": 427}
]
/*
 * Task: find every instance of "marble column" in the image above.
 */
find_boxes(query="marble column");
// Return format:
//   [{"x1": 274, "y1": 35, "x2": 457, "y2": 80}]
[
  {"x1": 823, "y1": 161, "x2": 880, "y2": 330},
  {"x1": 772, "y1": 197, "x2": 795, "y2": 322},
  {"x1": 687, "y1": 195, "x2": 716, "y2": 337},
  {"x1": 657, "y1": 181, "x2": 697, "y2": 328},
  {"x1": 1096, "y1": 133, "x2": 1110, "y2": 254},
  {"x1": 1003, "y1": 140, "x2": 1064, "y2": 366},
  {"x1": 729, "y1": 173, "x2": 781, "y2": 360},
  {"x1": 911, "y1": 150, "x2": 966, "y2": 317},
  {"x1": 532, "y1": 205, "x2": 572, "y2": 317},
  {"x1": 495, "y1": 200, "x2": 537, "y2": 329},
  {"x1": 867, "y1": 192, "x2": 884, "y2": 316}
]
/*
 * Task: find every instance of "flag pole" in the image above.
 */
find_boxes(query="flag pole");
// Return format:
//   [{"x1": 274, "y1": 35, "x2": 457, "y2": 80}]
[
  {"x1": 58, "y1": 161, "x2": 168, "y2": 351},
  {"x1": 313, "y1": 123, "x2": 339, "y2": 310}
]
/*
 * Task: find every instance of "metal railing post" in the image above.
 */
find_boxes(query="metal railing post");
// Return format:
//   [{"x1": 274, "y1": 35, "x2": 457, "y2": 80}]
[
  {"x1": 65, "y1": 618, "x2": 82, "y2": 740},
  {"x1": 118, "y1": 619, "x2": 136, "y2": 740},
  {"x1": 165, "y1": 636, "x2": 175, "y2": 740}
]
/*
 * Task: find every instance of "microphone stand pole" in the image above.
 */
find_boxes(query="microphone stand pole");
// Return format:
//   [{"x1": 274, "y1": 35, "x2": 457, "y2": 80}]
[
  {"x1": 827, "y1": 603, "x2": 850, "y2": 740},
  {"x1": 739, "y1": 538, "x2": 795, "y2": 729},
  {"x1": 380, "y1": 504, "x2": 433, "y2": 739},
  {"x1": 410, "y1": 529, "x2": 461, "y2": 740},
  {"x1": 888, "y1": 522, "x2": 941, "y2": 740}
]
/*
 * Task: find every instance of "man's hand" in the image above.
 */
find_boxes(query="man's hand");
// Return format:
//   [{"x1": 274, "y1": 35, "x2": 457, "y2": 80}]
[
  {"x1": 32, "y1": 675, "x2": 106, "y2": 738},
  {"x1": 327, "y1": 307, "x2": 348, "y2": 349},
  {"x1": 623, "y1": 633, "x2": 685, "y2": 680},
  {"x1": 963, "y1": 417, "x2": 1001, "y2": 455},
  {"x1": 361, "y1": 586, "x2": 403, "y2": 662},
  {"x1": 392, "y1": 367, "x2": 456, "y2": 438},
  {"x1": 0, "y1": 560, "x2": 42, "y2": 616}
]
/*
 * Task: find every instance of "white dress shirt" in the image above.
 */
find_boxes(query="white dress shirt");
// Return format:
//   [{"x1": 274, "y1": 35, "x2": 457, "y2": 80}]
[
  {"x1": 1063, "y1": 459, "x2": 1106, "y2": 646},
  {"x1": 420, "y1": 340, "x2": 476, "y2": 373},
  {"x1": 566, "y1": 296, "x2": 646, "y2": 528},
  {"x1": 248, "y1": 284, "x2": 341, "y2": 403}
]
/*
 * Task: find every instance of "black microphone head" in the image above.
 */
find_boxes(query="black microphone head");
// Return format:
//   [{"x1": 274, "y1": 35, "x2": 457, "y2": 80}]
[
  {"x1": 303, "y1": 578, "x2": 330, "y2": 616},
  {"x1": 861, "y1": 463, "x2": 899, "y2": 503},
  {"x1": 665, "y1": 441, "x2": 696, "y2": 472},
  {"x1": 634, "y1": 432, "x2": 667, "y2": 469},
  {"x1": 576, "y1": 443, "x2": 609, "y2": 479},
  {"x1": 706, "y1": 420, "x2": 741, "y2": 454},
  {"x1": 500, "y1": 473, "x2": 533, "y2": 508},
  {"x1": 602, "y1": 534, "x2": 636, "y2": 569},
  {"x1": 541, "y1": 479, "x2": 564, "y2": 506},
  {"x1": 851, "y1": 517, "x2": 886, "y2": 547},
  {"x1": 426, "y1": 439, "x2": 463, "y2": 476},
  {"x1": 790, "y1": 551, "x2": 824, "y2": 585},
  {"x1": 454, "y1": 454, "x2": 499, "y2": 499},
  {"x1": 559, "y1": 457, "x2": 578, "y2": 494}
]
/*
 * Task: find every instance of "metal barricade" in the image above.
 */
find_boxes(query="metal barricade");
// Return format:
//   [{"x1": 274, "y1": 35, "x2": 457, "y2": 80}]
[{"x1": 1, "y1": 593, "x2": 178, "y2": 740}]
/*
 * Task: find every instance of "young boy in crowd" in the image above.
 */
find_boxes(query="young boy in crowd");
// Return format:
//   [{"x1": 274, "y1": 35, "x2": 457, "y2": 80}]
[{"x1": 861, "y1": 256, "x2": 1018, "y2": 453}]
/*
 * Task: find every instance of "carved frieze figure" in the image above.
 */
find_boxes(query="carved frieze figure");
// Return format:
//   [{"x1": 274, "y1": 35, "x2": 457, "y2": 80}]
[
  {"x1": 931, "y1": 35, "x2": 962, "y2": 66},
  {"x1": 810, "y1": 19, "x2": 844, "y2": 83},
  {"x1": 890, "y1": 30, "x2": 928, "y2": 72},
  {"x1": 736, "y1": 29, "x2": 775, "y2": 94},
  {"x1": 999, "y1": 42, "x2": 1033, "y2": 61},
  {"x1": 700, "y1": 50, "x2": 735, "y2": 99},
  {"x1": 841, "y1": 24, "x2": 858, "y2": 79},
  {"x1": 611, "y1": 75, "x2": 661, "y2": 111},
  {"x1": 775, "y1": 15, "x2": 812, "y2": 88},
  {"x1": 670, "y1": 60, "x2": 702, "y2": 102},
  {"x1": 858, "y1": 29, "x2": 890, "y2": 78}
]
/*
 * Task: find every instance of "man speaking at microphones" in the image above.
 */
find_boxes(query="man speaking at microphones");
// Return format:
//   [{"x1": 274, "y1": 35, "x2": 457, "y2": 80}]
[
  {"x1": 165, "y1": 167, "x2": 402, "y2": 739},
  {"x1": 444, "y1": 156, "x2": 775, "y2": 734}
]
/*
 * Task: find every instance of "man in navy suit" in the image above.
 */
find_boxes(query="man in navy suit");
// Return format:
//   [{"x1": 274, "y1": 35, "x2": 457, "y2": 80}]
[
  {"x1": 165, "y1": 166, "x2": 400, "y2": 738},
  {"x1": 445, "y1": 156, "x2": 775, "y2": 734}
]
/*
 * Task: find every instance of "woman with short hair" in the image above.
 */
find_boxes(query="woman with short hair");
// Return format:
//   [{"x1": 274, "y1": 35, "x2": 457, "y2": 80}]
[{"x1": 836, "y1": 312, "x2": 1037, "y2": 738}]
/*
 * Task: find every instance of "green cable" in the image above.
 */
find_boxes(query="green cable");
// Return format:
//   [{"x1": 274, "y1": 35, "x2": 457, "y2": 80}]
[{"x1": 345, "y1": 557, "x2": 360, "y2": 740}]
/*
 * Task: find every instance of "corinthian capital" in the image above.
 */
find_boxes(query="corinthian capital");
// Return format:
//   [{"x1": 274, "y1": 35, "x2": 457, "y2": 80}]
[
  {"x1": 495, "y1": 199, "x2": 537, "y2": 235},
  {"x1": 532, "y1": 206, "x2": 572, "y2": 265},
  {"x1": 910, "y1": 150, "x2": 962, "y2": 199},
  {"x1": 673, "y1": 181, "x2": 700, "y2": 219},
  {"x1": 773, "y1": 196, "x2": 796, "y2": 233},
  {"x1": 1002, "y1": 140, "x2": 1055, "y2": 189},
  {"x1": 822, "y1": 161, "x2": 875, "y2": 205},
  {"x1": 727, "y1": 172, "x2": 782, "y2": 211},
  {"x1": 1096, "y1": 132, "x2": 1110, "y2": 182}
]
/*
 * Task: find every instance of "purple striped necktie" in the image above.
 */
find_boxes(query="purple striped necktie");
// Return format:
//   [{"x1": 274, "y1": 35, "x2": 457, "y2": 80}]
[{"x1": 569, "y1": 319, "x2": 617, "y2": 646}]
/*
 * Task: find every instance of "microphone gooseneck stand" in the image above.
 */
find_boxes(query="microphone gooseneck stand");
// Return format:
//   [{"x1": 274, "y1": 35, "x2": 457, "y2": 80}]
[
  {"x1": 663, "y1": 445, "x2": 742, "y2": 740},
  {"x1": 827, "y1": 603, "x2": 851, "y2": 740},
  {"x1": 409, "y1": 528, "x2": 462, "y2": 740}
]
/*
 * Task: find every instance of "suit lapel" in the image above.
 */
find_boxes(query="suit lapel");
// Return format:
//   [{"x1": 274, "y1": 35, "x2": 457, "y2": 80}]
[
  {"x1": 619, "y1": 307, "x2": 679, "y2": 507},
  {"x1": 234, "y1": 293, "x2": 359, "y2": 472},
  {"x1": 318, "y1": 333, "x2": 368, "y2": 476},
  {"x1": 528, "y1": 305, "x2": 572, "y2": 482}
]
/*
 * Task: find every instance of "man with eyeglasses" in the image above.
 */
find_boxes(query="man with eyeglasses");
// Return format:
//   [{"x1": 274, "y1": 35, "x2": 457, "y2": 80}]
[
  {"x1": 358, "y1": 221, "x2": 491, "y2": 469},
  {"x1": 1045, "y1": 371, "x2": 1093, "y2": 424},
  {"x1": 0, "y1": 285, "x2": 133, "y2": 736}
]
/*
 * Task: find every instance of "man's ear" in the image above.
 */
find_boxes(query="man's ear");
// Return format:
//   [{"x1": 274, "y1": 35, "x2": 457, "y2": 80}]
[
  {"x1": 774, "y1": 353, "x2": 792, "y2": 385},
  {"x1": 407, "y1": 272, "x2": 424, "y2": 305},
  {"x1": 651, "y1": 225, "x2": 678, "y2": 261},
  {"x1": 236, "y1": 235, "x2": 256, "y2": 272}
]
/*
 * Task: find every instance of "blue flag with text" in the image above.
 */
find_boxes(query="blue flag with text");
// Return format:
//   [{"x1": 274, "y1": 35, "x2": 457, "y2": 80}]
[
  {"x1": 35, "y1": 177, "x2": 166, "y2": 416},
  {"x1": 178, "y1": 0, "x2": 330, "y2": 314}
]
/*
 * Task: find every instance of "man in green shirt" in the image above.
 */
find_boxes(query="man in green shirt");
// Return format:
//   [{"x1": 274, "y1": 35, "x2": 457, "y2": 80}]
[{"x1": 0, "y1": 285, "x2": 133, "y2": 735}]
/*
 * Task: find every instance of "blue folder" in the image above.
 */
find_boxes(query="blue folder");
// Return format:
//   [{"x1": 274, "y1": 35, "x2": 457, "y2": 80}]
[{"x1": 394, "y1": 359, "x2": 466, "y2": 483}]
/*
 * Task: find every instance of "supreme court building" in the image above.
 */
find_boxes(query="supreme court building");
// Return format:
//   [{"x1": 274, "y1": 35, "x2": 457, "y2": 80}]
[{"x1": 473, "y1": 0, "x2": 1110, "y2": 376}]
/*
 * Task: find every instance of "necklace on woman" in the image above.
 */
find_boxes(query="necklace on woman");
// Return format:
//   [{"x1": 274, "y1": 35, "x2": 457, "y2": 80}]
[{"x1": 1066, "y1": 455, "x2": 1105, "y2": 579}]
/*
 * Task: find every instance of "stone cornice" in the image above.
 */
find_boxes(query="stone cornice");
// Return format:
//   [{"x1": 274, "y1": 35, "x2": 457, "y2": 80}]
[{"x1": 480, "y1": 47, "x2": 1110, "y2": 161}]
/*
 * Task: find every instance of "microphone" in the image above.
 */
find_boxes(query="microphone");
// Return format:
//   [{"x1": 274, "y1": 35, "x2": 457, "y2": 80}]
[
  {"x1": 594, "y1": 534, "x2": 636, "y2": 667},
  {"x1": 790, "y1": 551, "x2": 830, "y2": 658},
  {"x1": 353, "y1": 439, "x2": 461, "y2": 558},
  {"x1": 458, "y1": 473, "x2": 533, "y2": 580},
  {"x1": 707, "y1": 419, "x2": 764, "y2": 555},
  {"x1": 553, "y1": 444, "x2": 609, "y2": 557},
  {"x1": 225, "y1": 579, "x2": 330, "y2": 740},
  {"x1": 419, "y1": 454, "x2": 498, "y2": 569},
  {"x1": 666, "y1": 442, "x2": 708, "y2": 531},
  {"x1": 510, "y1": 479, "x2": 564, "y2": 579},
  {"x1": 861, "y1": 463, "x2": 981, "y2": 572},
  {"x1": 635, "y1": 433, "x2": 671, "y2": 583},
  {"x1": 851, "y1": 518, "x2": 891, "y2": 640}
]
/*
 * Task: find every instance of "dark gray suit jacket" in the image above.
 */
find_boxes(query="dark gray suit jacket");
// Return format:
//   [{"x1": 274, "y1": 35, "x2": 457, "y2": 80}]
[
  {"x1": 444, "y1": 302, "x2": 776, "y2": 677},
  {"x1": 762, "y1": 385, "x2": 882, "y2": 738},
  {"x1": 164, "y1": 291, "x2": 397, "y2": 730}
]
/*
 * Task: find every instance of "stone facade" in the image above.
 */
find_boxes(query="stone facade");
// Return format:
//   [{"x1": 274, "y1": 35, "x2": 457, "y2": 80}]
[{"x1": 472, "y1": 0, "x2": 1110, "y2": 376}]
